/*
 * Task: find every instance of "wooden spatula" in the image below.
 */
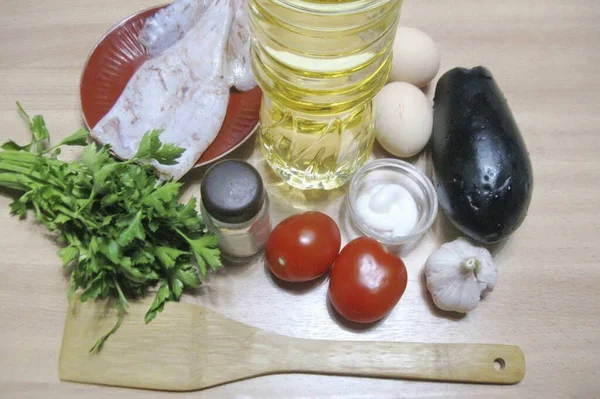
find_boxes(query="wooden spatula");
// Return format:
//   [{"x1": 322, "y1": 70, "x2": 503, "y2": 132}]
[{"x1": 59, "y1": 296, "x2": 525, "y2": 391}]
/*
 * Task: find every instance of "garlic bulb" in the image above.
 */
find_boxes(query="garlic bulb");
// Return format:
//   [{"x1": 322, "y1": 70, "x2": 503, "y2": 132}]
[{"x1": 425, "y1": 237, "x2": 497, "y2": 313}]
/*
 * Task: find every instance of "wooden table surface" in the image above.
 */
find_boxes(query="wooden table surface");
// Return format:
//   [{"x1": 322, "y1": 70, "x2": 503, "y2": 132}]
[{"x1": 1, "y1": 0, "x2": 599, "y2": 398}]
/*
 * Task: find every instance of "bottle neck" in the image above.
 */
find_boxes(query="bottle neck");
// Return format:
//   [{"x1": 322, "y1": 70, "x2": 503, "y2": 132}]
[{"x1": 249, "y1": 0, "x2": 402, "y2": 114}]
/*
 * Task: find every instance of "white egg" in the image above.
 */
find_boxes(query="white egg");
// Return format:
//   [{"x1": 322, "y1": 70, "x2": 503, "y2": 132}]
[
  {"x1": 389, "y1": 27, "x2": 441, "y2": 88},
  {"x1": 374, "y1": 82, "x2": 433, "y2": 158}
]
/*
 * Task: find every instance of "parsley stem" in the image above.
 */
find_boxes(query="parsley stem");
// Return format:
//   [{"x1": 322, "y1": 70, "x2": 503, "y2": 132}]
[
  {"x1": 55, "y1": 205, "x2": 100, "y2": 229},
  {"x1": 0, "y1": 172, "x2": 27, "y2": 191},
  {"x1": 75, "y1": 187, "x2": 96, "y2": 217},
  {"x1": 0, "y1": 162, "x2": 38, "y2": 175},
  {"x1": 173, "y1": 227, "x2": 190, "y2": 242},
  {"x1": 0, "y1": 160, "x2": 67, "y2": 190},
  {"x1": 16, "y1": 101, "x2": 30, "y2": 120},
  {"x1": 0, "y1": 151, "x2": 59, "y2": 165},
  {"x1": 89, "y1": 301, "x2": 124, "y2": 354}
]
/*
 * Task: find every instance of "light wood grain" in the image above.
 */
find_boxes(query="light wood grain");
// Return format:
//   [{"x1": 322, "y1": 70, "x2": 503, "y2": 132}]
[
  {"x1": 0, "y1": 0, "x2": 599, "y2": 398},
  {"x1": 59, "y1": 296, "x2": 525, "y2": 390}
]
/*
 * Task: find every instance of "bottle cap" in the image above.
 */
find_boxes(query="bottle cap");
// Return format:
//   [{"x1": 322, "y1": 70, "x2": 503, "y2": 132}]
[{"x1": 200, "y1": 160, "x2": 265, "y2": 224}]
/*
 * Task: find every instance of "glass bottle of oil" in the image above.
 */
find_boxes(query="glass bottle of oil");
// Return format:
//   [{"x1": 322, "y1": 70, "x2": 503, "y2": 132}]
[{"x1": 249, "y1": 0, "x2": 403, "y2": 190}]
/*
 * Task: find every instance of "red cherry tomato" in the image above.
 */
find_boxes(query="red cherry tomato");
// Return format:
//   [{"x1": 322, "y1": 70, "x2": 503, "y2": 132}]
[
  {"x1": 266, "y1": 212, "x2": 341, "y2": 282},
  {"x1": 329, "y1": 237, "x2": 408, "y2": 323}
]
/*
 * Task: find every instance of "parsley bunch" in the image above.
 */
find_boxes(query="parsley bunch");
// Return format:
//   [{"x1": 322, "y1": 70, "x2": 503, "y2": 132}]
[{"x1": 0, "y1": 105, "x2": 222, "y2": 351}]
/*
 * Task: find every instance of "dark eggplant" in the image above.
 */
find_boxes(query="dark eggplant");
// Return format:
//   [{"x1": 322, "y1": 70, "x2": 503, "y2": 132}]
[{"x1": 432, "y1": 66, "x2": 533, "y2": 243}]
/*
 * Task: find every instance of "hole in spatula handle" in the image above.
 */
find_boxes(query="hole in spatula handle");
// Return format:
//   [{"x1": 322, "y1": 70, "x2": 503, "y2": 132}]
[{"x1": 494, "y1": 358, "x2": 506, "y2": 371}]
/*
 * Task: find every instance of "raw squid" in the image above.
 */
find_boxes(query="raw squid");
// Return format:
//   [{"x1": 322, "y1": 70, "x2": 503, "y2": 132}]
[
  {"x1": 92, "y1": 0, "x2": 256, "y2": 180},
  {"x1": 139, "y1": 0, "x2": 209, "y2": 57},
  {"x1": 226, "y1": 0, "x2": 256, "y2": 91},
  {"x1": 141, "y1": 0, "x2": 255, "y2": 90}
]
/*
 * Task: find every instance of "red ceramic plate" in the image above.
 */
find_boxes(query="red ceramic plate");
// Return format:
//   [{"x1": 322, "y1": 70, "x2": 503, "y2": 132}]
[{"x1": 80, "y1": 6, "x2": 262, "y2": 167}]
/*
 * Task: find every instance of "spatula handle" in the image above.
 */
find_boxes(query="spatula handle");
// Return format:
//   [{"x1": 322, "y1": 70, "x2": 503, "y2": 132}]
[{"x1": 278, "y1": 339, "x2": 525, "y2": 384}]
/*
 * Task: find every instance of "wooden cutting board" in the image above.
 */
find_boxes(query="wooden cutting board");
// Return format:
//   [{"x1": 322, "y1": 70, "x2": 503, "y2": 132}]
[{"x1": 59, "y1": 296, "x2": 525, "y2": 391}]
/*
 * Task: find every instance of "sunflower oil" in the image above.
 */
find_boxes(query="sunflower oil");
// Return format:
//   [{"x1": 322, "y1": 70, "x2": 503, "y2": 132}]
[{"x1": 249, "y1": 0, "x2": 403, "y2": 190}]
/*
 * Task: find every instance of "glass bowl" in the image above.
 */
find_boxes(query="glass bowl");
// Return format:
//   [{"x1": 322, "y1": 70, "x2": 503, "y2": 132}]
[{"x1": 347, "y1": 159, "x2": 438, "y2": 246}]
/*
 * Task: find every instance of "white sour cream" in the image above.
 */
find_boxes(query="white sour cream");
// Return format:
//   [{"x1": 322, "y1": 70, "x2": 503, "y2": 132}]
[{"x1": 356, "y1": 183, "x2": 419, "y2": 237}]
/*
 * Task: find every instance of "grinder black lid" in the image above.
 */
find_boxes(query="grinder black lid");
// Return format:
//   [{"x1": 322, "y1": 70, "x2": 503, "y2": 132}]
[{"x1": 200, "y1": 160, "x2": 265, "y2": 224}]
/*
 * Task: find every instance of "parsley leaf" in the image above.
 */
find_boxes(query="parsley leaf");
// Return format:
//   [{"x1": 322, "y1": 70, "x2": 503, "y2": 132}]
[
  {"x1": 145, "y1": 282, "x2": 171, "y2": 324},
  {"x1": 134, "y1": 129, "x2": 162, "y2": 160},
  {"x1": 134, "y1": 130, "x2": 184, "y2": 165},
  {"x1": 16, "y1": 102, "x2": 49, "y2": 154},
  {"x1": 154, "y1": 246, "x2": 189, "y2": 269},
  {"x1": 142, "y1": 182, "x2": 181, "y2": 213},
  {"x1": 2, "y1": 140, "x2": 30, "y2": 152},
  {"x1": 117, "y1": 210, "x2": 146, "y2": 246},
  {"x1": 178, "y1": 233, "x2": 222, "y2": 276},
  {"x1": 81, "y1": 143, "x2": 110, "y2": 173},
  {"x1": 175, "y1": 267, "x2": 201, "y2": 288},
  {"x1": 58, "y1": 246, "x2": 79, "y2": 267}
]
